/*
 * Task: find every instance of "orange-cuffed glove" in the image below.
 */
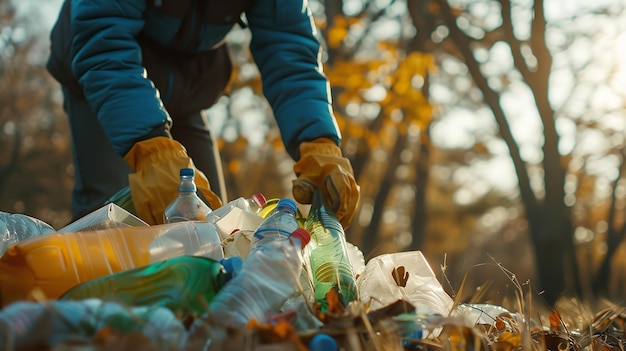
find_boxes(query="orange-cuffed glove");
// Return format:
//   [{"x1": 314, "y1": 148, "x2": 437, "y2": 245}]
[
  {"x1": 123, "y1": 137, "x2": 222, "y2": 225},
  {"x1": 292, "y1": 138, "x2": 360, "y2": 229}
]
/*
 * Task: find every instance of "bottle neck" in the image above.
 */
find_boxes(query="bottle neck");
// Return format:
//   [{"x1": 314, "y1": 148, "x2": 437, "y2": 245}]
[{"x1": 178, "y1": 177, "x2": 197, "y2": 194}]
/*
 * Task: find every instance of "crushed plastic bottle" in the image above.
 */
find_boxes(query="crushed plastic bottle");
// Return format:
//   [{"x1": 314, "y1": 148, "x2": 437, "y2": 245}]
[
  {"x1": 61, "y1": 255, "x2": 233, "y2": 316},
  {"x1": 0, "y1": 221, "x2": 223, "y2": 306},
  {"x1": 208, "y1": 228, "x2": 310, "y2": 329},
  {"x1": 0, "y1": 211, "x2": 55, "y2": 256},
  {"x1": 0, "y1": 298, "x2": 187, "y2": 350}
]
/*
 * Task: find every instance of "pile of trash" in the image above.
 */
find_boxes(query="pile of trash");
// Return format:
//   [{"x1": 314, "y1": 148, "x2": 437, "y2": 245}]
[{"x1": 1, "y1": 192, "x2": 625, "y2": 351}]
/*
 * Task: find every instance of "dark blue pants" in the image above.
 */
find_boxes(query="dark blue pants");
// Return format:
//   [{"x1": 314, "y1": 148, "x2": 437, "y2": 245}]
[{"x1": 62, "y1": 87, "x2": 226, "y2": 221}]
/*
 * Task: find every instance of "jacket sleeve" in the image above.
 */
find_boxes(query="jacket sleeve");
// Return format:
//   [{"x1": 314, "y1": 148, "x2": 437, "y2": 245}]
[
  {"x1": 246, "y1": 0, "x2": 341, "y2": 160},
  {"x1": 70, "y1": 0, "x2": 171, "y2": 156}
]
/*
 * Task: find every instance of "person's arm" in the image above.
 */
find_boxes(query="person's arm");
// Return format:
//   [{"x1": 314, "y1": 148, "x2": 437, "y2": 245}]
[
  {"x1": 247, "y1": 1, "x2": 360, "y2": 228},
  {"x1": 246, "y1": 0, "x2": 341, "y2": 160},
  {"x1": 70, "y1": 0, "x2": 221, "y2": 224},
  {"x1": 70, "y1": 0, "x2": 170, "y2": 156}
]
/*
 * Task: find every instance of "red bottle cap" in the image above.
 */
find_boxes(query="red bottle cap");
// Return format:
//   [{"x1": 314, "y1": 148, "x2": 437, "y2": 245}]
[
  {"x1": 251, "y1": 193, "x2": 267, "y2": 207},
  {"x1": 289, "y1": 228, "x2": 311, "y2": 249}
]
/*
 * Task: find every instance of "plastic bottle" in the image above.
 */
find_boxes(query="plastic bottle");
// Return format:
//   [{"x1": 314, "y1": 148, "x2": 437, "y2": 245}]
[
  {"x1": 164, "y1": 168, "x2": 213, "y2": 223},
  {"x1": 0, "y1": 212, "x2": 55, "y2": 256},
  {"x1": 303, "y1": 188, "x2": 358, "y2": 311},
  {"x1": 0, "y1": 221, "x2": 223, "y2": 306},
  {"x1": 61, "y1": 255, "x2": 233, "y2": 316},
  {"x1": 208, "y1": 228, "x2": 310, "y2": 329},
  {"x1": 258, "y1": 197, "x2": 306, "y2": 227},
  {"x1": 0, "y1": 298, "x2": 187, "y2": 350},
  {"x1": 252, "y1": 198, "x2": 301, "y2": 244},
  {"x1": 207, "y1": 192, "x2": 266, "y2": 221}
]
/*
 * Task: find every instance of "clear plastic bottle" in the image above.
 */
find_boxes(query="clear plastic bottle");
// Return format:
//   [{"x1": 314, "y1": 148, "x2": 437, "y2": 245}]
[
  {"x1": 0, "y1": 212, "x2": 55, "y2": 255},
  {"x1": 208, "y1": 228, "x2": 310, "y2": 329},
  {"x1": 252, "y1": 198, "x2": 301, "y2": 244},
  {"x1": 0, "y1": 221, "x2": 223, "y2": 306},
  {"x1": 61, "y1": 255, "x2": 234, "y2": 316},
  {"x1": 164, "y1": 168, "x2": 213, "y2": 223},
  {"x1": 303, "y1": 188, "x2": 358, "y2": 311}
]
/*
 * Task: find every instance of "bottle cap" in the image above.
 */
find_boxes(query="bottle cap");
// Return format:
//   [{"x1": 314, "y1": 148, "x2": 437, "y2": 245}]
[
  {"x1": 276, "y1": 198, "x2": 297, "y2": 213},
  {"x1": 289, "y1": 228, "x2": 311, "y2": 249},
  {"x1": 220, "y1": 256, "x2": 243, "y2": 281},
  {"x1": 250, "y1": 193, "x2": 267, "y2": 207},
  {"x1": 308, "y1": 333, "x2": 338, "y2": 351},
  {"x1": 180, "y1": 168, "x2": 194, "y2": 177}
]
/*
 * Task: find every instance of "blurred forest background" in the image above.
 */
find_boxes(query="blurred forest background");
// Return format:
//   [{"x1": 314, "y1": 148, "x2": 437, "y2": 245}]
[{"x1": 1, "y1": 0, "x2": 625, "y2": 309}]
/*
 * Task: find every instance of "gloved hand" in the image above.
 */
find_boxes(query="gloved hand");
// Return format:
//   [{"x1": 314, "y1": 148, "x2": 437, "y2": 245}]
[
  {"x1": 123, "y1": 137, "x2": 222, "y2": 225},
  {"x1": 292, "y1": 138, "x2": 360, "y2": 229}
]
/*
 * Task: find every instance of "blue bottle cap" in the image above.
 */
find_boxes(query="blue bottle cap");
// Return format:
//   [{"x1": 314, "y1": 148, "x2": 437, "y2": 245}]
[
  {"x1": 276, "y1": 198, "x2": 297, "y2": 213},
  {"x1": 180, "y1": 168, "x2": 194, "y2": 177},
  {"x1": 220, "y1": 256, "x2": 243, "y2": 281},
  {"x1": 309, "y1": 333, "x2": 337, "y2": 351}
]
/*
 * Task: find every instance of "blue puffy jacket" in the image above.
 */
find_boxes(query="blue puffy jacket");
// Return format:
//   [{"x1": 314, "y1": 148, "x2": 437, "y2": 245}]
[{"x1": 47, "y1": 0, "x2": 341, "y2": 159}]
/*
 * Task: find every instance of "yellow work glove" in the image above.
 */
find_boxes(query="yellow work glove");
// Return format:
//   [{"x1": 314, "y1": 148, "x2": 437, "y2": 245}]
[
  {"x1": 123, "y1": 137, "x2": 222, "y2": 225},
  {"x1": 292, "y1": 138, "x2": 360, "y2": 229}
]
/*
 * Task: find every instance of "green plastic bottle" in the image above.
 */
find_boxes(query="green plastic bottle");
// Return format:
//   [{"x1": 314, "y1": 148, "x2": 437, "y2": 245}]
[
  {"x1": 303, "y1": 189, "x2": 358, "y2": 310},
  {"x1": 60, "y1": 255, "x2": 235, "y2": 317}
]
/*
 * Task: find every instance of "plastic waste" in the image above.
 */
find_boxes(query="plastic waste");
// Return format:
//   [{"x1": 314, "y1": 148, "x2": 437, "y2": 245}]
[
  {"x1": 357, "y1": 251, "x2": 454, "y2": 316},
  {"x1": 208, "y1": 228, "x2": 310, "y2": 329},
  {"x1": 0, "y1": 221, "x2": 223, "y2": 306},
  {"x1": 303, "y1": 188, "x2": 358, "y2": 310},
  {"x1": 61, "y1": 255, "x2": 234, "y2": 316},
  {"x1": 221, "y1": 229, "x2": 256, "y2": 259},
  {"x1": 258, "y1": 197, "x2": 306, "y2": 227},
  {"x1": 0, "y1": 211, "x2": 55, "y2": 256},
  {"x1": 207, "y1": 192, "x2": 266, "y2": 221},
  {"x1": 105, "y1": 185, "x2": 137, "y2": 217},
  {"x1": 164, "y1": 168, "x2": 213, "y2": 223},
  {"x1": 0, "y1": 298, "x2": 187, "y2": 350},
  {"x1": 309, "y1": 333, "x2": 338, "y2": 351},
  {"x1": 58, "y1": 203, "x2": 148, "y2": 232},
  {"x1": 253, "y1": 198, "x2": 301, "y2": 243}
]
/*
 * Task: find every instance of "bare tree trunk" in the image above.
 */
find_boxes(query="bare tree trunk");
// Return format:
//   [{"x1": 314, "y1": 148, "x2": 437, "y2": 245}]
[{"x1": 435, "y1": 0, "x2": 581, "y2": 305}]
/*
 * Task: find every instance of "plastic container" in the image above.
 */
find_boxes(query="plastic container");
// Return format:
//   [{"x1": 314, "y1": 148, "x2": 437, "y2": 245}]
[
  {"x1": 105, "y1": 185, "x2": 137, "y2": 216},
  {"x1": 208, "y1": 228, "x2": 310, "y2": 329},
  {"x1": 61, "y1": 255, "x2": 232, "y2": 316},
  {"x1": 0, "y1": 211, "x2": 55, "y2": 256},
  {"x1": 0, "y1": 221, "x2": 223, "y2": 306},
  {"x1": 303, "y1": 189, "x2": 358, "y2": 310},
  {"x1": 58, "y1": 203, "x2": 148, "y2": 232},
  {"x1": 0, "y1": 298, "x2": 186, "y2": 350},
  {"x1": 357, "y1": 251, "x2": 453, "y2": 316},
  {"x1": 207, "y1": 193, "x2": 266, "y2": 221},
  {"x1": 164, "y1": 168, "x2": 213, "y2": 223}
]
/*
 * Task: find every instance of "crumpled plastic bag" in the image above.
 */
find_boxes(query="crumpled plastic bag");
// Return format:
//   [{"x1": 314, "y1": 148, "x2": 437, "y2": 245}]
[{"x1": 0, "y1": 211, "x2": 55, "y2": 255}]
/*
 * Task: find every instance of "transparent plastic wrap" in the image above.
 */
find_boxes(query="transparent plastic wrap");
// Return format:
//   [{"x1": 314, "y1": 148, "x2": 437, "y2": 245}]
[
  {"x1": 0, "y1": 221, "x2": 223, "y2": 306},
  {"x1": 357, "y1": 251, "x2": 453, "y2": 316},
  {"x1": 0, "y1": 211, "x2": 55, "y2": 256},
  {"x1": 58, "y1": 203, "x2": 148, "y2": 232}
]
